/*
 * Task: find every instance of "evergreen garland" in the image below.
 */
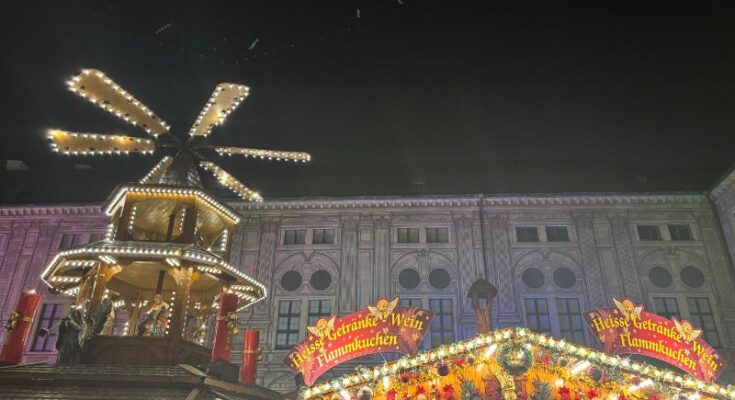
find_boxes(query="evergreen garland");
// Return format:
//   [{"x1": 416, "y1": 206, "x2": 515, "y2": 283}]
[
  {"x1": 460, "y1": 379, "x2": 480, "y2": 400},
  {"x1": 497, "y1": 343, "x2": 533, "y2": 376},
  {"x1": 530, "y1": 379, "x2": 552, "y2": 400}
]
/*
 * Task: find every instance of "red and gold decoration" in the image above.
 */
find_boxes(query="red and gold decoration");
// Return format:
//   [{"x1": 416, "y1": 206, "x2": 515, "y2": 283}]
[
  {"x1": 0, "y1": 290, "x2": 41, "y2": 365},
  {"x1": 300, "y1": 327, "x2": 735, "y2": 400},
  {"x1": 211, "y1": 293, "x2": 239, "y2": 363},
  {"x1": 241, "y1": 329, "x2": 261, "y2": 384},
  {"x1": 585, "y1": 297, "x2": 724, "y2": 382},
  {"x1": 285, "y1": 297, "x2": 433, "y2": 386}
]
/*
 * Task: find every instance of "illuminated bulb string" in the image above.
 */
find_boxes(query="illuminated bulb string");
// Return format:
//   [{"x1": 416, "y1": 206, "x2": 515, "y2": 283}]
[
  {"x1": 104, "y1": 186, "x2": 240, "y2": 223},
  {"x1": 199, "y1": 161, "x2": 262, "y2": 202},
  {"x1": 48, "y1": 130, "x2": 155, "y2": 156},
  {"x1": 67, "y1": 69, "x2": 169, "y2": 136},
  {"x1": 215, "y1": 146, "x2": 311, "y2": 162},
  {"x1": 128, "y1": 205, "x2": 137, "y2": 232},
  {"x1": 300, "y1": 327, "x2": 728, "y2": 400},
  {"x1": 139, "y1": 156, "x2": 173, "y2": 184},
  {"x1": 188, "y1": 83, "x2": 249, "y2": 137},
  {"x1": 165, "y1": 291, "x2": 176, "y2": 335}
]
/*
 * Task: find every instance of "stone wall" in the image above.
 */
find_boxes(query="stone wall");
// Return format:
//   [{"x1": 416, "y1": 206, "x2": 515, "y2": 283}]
[{"x1": 2, "y1": 193, "x2": 735, "y2": 388}]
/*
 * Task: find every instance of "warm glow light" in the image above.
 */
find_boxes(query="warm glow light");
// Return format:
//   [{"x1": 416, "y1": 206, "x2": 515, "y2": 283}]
[
  {"x1": 67, "y1": 69, "x2": 169, "y2": 136},
  {"x1": 189, "y1": 83, "x2": 249, "y2": 137},
  {"x1": 215, "y1": 146, "x2": 311, "y2": 162}
]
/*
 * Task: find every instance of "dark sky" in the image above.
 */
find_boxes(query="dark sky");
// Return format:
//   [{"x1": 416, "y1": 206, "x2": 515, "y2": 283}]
[{"x1": 1, "y1": 1, "x2": 734, "y2": 203}]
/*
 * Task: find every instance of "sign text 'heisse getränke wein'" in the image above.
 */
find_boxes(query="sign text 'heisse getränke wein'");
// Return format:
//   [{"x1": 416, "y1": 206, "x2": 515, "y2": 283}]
[
  {"x1": 285, "y1": 297, "x2": 433, "y2": 386},
  {"x1": 585, "y1": 297, "x2": 724, "y2": 382}
]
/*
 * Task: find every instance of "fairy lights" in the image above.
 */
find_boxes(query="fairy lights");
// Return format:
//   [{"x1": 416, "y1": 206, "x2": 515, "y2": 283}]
[
  {"x1": 199, "y1": 161, "x2": 263, "y2": 202},
  {"x1": 61, "y1": 260, "x2": 97, "y2": 268},
  {"x1": 215, "y1": 146, "x2": 311, "y2": 162},
  {"x1": 219, "y1": 229, "x2": 228, "y2": 252},
  {"x1": 300, "y1": 327, "x2": 735, "y2": 400},
  {"x1": 105, "y1": 223, "x2": 115, "y2": 241},
  {"x1": 127, "y1": 205, "x2": 137, "y2": 231},
  {"x1": 104, "y1": 185, "x2": 240, "y2": 223},
  {"x1": 165, "y1": 290, "x2": 176, "y2": 335},
  {"x1": 67, "y1": 69, "x2": 169, "y2": 136},
  {"x1": 196, "y1": 265, "x2": 220, "y2": 274},
  {"x1": 177, "y1": 208, "x2": 187, "y2": 234},
  {"x1": 165, "y1": 257, "x2": 181, "y2": 267},
  {"x1": 98, "y1": 255, "x2": 117, "y2": 264},
  {"x1": 139, "y1": 156, "x2": 174, "y2": 184},
  {"x1": 41, "y1": 242, "x2": 267, "y2": 311},
  {"x1": 48, "y1": 130, "x2": 155, "y2": 156},
  {"x1": 188, "y1": 83, "x2": 249, "y2": 137},
  {"x1": 50, "y1": 276, "x2": 81, "y2": 283},
  {"x1": 51, "y1": 68, "x2": 311, "y2": 208}
]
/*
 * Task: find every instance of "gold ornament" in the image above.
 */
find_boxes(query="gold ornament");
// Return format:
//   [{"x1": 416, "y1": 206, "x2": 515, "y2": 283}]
[{"x1": 3, "y1": 311, "x2": 31, "y2": 332}]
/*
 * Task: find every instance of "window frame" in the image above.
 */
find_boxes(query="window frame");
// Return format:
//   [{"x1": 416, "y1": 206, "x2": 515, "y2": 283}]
[
  {"x1": 399, "y1": 298, "x2": 428, "y2": 349},
  {"x1": 312, "y1": 228, "x2": 336, "y2": 245},
  {"x1": 428, "y1": 298, "x2": 456, "y2": 348},
  {"x1": 307, "y1": 299, "x2": 333, "y2": 326},
  {"x1": 396, "y1": 227, "x2": 420, "y2": 244},
  {"x1": 58, "y1": 233, "x2": 76, "y2": 250},
  {"x1": 522, "y1": 295, "x2": 588, "y2": 345},
  {"x1": 668, "y1": 224, "x2": 694, "y2": 241},
  {"x1": 545, "y1": 226, "x2": 570, "y2": 242},
  {"x1": 425, "y1": 227, "x2": 449, "y2": 243},
  {"x1": 30, "y1": 303, "x2": 64, "y2": 352},
  {"x1": 636, "y1": 225, "x2": 663, "y2": 241},
  {"x1": 647, "y1": 294, "x2": 725, "y2": 349},
  {"x1": 272, "y1": 296, "x2": 335, "y2": 351},
  {"x1": 274, "y1": 299, "x2": 303, "y2": 350},
  {"x1": 283, "y1": 229, "x2": 307, "y2": 245},
  {"x1": 515, "y1": 226, "x2": 540, "y2": 243}
]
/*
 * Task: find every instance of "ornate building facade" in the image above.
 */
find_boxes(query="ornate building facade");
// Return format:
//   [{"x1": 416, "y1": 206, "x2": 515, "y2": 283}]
[{"x1": 4, "y1": 178, "x2": 735, "y2": 389}]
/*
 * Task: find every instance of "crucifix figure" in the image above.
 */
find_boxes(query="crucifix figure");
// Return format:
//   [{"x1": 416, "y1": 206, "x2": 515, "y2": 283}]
[{"x1": 467, "y1": 278, "x2": 498, "y2": 334}]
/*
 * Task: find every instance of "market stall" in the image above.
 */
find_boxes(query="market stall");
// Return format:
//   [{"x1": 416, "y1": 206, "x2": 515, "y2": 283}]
[{"x1": 299, "y1": 327, "x2": 735, "y2": 400}]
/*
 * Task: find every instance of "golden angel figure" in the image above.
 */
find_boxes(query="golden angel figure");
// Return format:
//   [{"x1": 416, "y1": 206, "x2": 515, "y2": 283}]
[
  {"x1": 307, "y1": 316, "x2": 336, "y2": 340},
  {"x1": 613, "y1": 298, "x2": 642, "y2": 320},
  {"x1": 368, "y1": 297, "x2": 399, "y2": 321},
  {"x1": 673, "y1": 318, "x2": 702, "y2": 343}
]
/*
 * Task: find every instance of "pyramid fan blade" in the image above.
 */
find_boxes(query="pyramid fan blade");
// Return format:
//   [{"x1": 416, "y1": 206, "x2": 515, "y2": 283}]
[
  {"x1": 48, "y1": 130, "x2": 155, "y2": 155},
  {"x1": 67, "y1": 69, "x2": 169, "y2": 136},
  {"x1": 189, "y1": 84, "x2": 249, "y2": 137},
  {"x1": 199, "y1": 161, "x2": 262, "y2": 202},
  {"x1": 215, "y1": 146, "x2": 311, "y2": 162},
  {"x1": 139, "y1": 156, "x2": 174, "y2": 184}
]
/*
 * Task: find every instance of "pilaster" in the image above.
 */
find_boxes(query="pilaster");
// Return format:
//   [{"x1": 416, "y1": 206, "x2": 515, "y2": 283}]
[
  {"x1": 573, "y1": 213, "x2": 607, "y2": 308},
  {"x1": 255, "y1": 217, "x2": 279, "y2": 314},
  {"x1": 608, "y1": 211, "x2": 643, "y2": 301},
  {"x1": 338, "y1": 214, "x2": 360, "y2": 314}
]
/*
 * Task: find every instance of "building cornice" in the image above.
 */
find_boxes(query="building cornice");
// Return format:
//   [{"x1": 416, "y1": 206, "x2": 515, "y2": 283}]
[
  {"x1": 0, "y1": 192, "x2": 711, "y2": 217},
  {"x1": 709, "y1": 164, "x2": 735, "y2": 201},
  {"x1": 0, "y1": 204, "x2": 102, "y2": 217},
  {"x1": 231, "y1": 192, "x2": 710, "y2": 212}
]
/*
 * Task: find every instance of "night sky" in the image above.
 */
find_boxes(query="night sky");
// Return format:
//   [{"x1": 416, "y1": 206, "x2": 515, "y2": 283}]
[{"x1": 1, "y1": 2, "x2": 734, "y2": 204}]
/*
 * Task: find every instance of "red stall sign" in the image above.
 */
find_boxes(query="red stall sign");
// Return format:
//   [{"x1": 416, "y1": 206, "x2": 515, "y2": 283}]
[
  {"x1": 585, "y1": 298, "x2": 725, "y2": 382},
  {"x1": 284, "y1": 297, "x2": 432, "y2": 386}
]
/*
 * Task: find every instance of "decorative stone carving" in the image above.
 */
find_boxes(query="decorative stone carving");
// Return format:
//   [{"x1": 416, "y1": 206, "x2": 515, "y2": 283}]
[
  {"x1": 255, "y1": 218, "x2": 280, "y2": 313},
  {"x1": 694, "y1": 211, "x2": 735, "y2": 312},
  {"x1": 373, "y1": 216, "x2": 390, "y2": 230},
  {"x1": 488, "y1": 214, "x2": 516, "y2": 317},
  {"x1": 607, "y1": 212, "x2": 643, "y2": 301},
  {"x1": 339, "y1": 215, "x2": 360, "y2": 313},
  {"x1": 573, "y1": 212, "x2": 607, "y2": 308}
]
